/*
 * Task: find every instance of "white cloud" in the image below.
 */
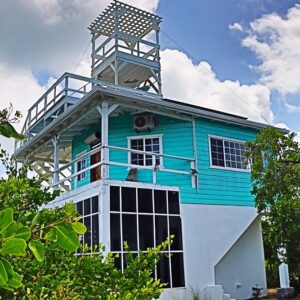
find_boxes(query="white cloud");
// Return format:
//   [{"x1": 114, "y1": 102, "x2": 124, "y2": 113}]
[
  {"x1": 229, "y1": 22, "x2": 243, "y2": 32},
  {"x1": 161, "y1": 49, "x2": 274, "y2": 123},
  {"x1": 242, "y1": 4, "x2": 300, "y2": 100}
]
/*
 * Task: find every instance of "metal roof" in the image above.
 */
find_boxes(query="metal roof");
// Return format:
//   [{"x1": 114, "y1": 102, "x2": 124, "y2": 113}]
[{"x1": 88, "y1": 0, "x2": 162, "y2": 38}]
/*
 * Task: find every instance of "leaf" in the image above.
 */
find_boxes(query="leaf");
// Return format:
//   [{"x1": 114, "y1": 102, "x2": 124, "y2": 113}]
[
  {"x1": 7, "y1": 272, "x2": 23, "y2": 288},
  {"x1": 1, "y1": 238, "x2": 27, "y2": 256},
  {"x1": 44, "y1": 228, "x2": 57, "y2": 241},
  {"x1": 1, "y1": 258, "x2": 13, "y2": 277},
  {"x1": 15, "y1": 226, "x2": 31, "y2": 241},
  {"x1": 29, "y1": 240, "x2": 44, "y2": 262},
  {"x1": 0, "y1": 208, "x2": 13, "y2": 232},
  {"x1": 15, "y1": 227, "x2": 31, "y2": 241},
  {"x1": 55, "y1": 224, "x2": 80, "y2": 251},
  {"x1": 1, "y1": 221, "x2": 17, "y2": 238},
  {"x1": 0, "y1": 122, "x2": 25, "y2": 140},
  {"x1": 0, "y1": 260, "x2": 8, "y2": 286},
  {"x1": 72, "y1": 222, "x2": 86, "y2": 234},
  {"x1": 30, "y1": 212, "x2": 40, "y2": 230}
]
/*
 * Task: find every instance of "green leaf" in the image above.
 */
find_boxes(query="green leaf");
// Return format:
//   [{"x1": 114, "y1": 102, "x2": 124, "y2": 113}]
[
  {"x1": 44, "y1": 228, "x2": 57, "y2": 241},
  {"x1": 55, "y1": 224, "x2": 80, "y2": 252},
  {"x1": 0, "y1": 208, "x2": 13, "y2": 232},
  {"x1": 1, "y1": 238, "x2": 27, "y2": 256},
  {"x1": 30, "y1": 212, "x2": 40, "y2": 230},
  {"x1": 7, "y1": 272, "x2": 23, "y2": 288},
  {"x1": 0, "y1": 260, "x2": 8, "y2": 286},
  {"x1": 0, "y1": 122, "x2": 25, "y2": 140},
  {"x1": 29, "y1": 240, "x2": 44, "y2": 262},
  {"x1": 1, "y1": 258, "x2": 13, "y2": 277},
  {"x1": 15, "y1": 226, "x2": 31, "y2": 241},
  {"x1": 72, "y1": 222, "x2": 86, "y2": 234},
  {"x1": 1, "y1": 221, "x2": 17, "y2": 238}
]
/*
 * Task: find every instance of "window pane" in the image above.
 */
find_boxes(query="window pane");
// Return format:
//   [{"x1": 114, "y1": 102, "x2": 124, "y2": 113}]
[
  {"x1": 210, "y1": 138, "x2": 224, "y2": 167},
  {"x1": 169, "y1": 216, "x2": 183, "y2": 250},
  {"x1": 155, "y1": 216, "x2": 168, "y2": 245},
  {"x1": 168, "y1": 191, "x2": 180, "y2": 214},
  {"x1": 122, "y1": 214, "x2": 137, "y2": 250},
  {"x1": 138, "y1": 188, "x2": 153, "y2": 213},
  {"x1": 114, "y1": 255, "x2": 121, "y2": 269},
  {"x1": 154, "y1": 190, "x2": 167, "y2": 214},
  {"x1": 110, "y1": 186, "x2": 120, "y2": 211},
  {"x1": 92, "y1": 196, "x2": 98, "y2": 213},
  {"x1": 171, "y1": 253, "x2": 185, "y2": 287},
  {"x1": 122, "y1": 187, "x2": 136, "y2": 212},
  {"x1": 92, "y1": 215, "x2": 99, "y2": 249},
  {"x1": 157, "y1": 254, "x2": 170, "y2": 287},
  {"x1": 139, "y1": 215, "x2": 154, "y2": 250},
  {"x1": 84, "y1": 199, "x2": 91, "y2": 215},
  {"x1": 110, "y1": 213, "x2": 121, "y2": 251},
  {"x1": 84, "y1": 217, "x2": 91, "y2": 250},
  {"x1": 77, "y1": 201, "x2": 83, "y2": 216}
]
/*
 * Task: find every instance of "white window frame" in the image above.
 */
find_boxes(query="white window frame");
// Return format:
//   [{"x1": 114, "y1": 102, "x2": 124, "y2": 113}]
[
  {"x1": 76, "y1": 151, "x2": 87, "y2": 182},
  {"x1": 127, "y1": 134, "x2": 164, "y2": 168},
  {"x1": 208, "y1": 135, "x2": 251, "y2": 172},
  {"x1": 108, "y1": 183, "x2": 185, "y2": 288}
]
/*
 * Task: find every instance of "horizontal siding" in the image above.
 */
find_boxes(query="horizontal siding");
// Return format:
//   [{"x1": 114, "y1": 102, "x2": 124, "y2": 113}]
[
  {"x1": 70, "y1": 112, "x2": 258, "y2": 207},
  {"x1": 71, "y1": 124, "x2": 100, "y2": 189},
  {"x1": 109, "y1": 114, "x2": 193, "y2": 188},
  {"x1": 180, "y1": 117, "x2": 258, "y2": 206}
]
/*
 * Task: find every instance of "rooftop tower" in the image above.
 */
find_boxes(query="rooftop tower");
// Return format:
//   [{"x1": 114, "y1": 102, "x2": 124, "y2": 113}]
[{"x1": 88, "y1": 0, "x2": 162, "y2": 95}]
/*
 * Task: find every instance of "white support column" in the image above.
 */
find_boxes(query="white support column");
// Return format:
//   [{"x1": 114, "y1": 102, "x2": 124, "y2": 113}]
[
  {"x1": 99, "y1": 181, "x2": 110, "y2": 255},
  {"x1": 192, "y1": 117, "x2": 199, "y2": 189},
  {"x1": 96, "y1": 102, "x2": 119, "y2": 180},
  {"x1": 52, "y1": 134, "x2": 60, "y2": 189}
]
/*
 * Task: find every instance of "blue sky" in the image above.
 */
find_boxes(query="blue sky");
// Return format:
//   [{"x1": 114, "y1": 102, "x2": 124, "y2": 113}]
[
  {"x1": 0, "y1": 0, "x2": 299, "y2": 159},
  {"x1": 157, "y1": 0, "x2": 300, "y2": 132}
]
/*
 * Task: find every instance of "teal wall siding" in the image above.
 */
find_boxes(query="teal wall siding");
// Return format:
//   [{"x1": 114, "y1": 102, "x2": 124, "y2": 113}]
[
  {"x1": 108, "y1": 114, "x2": 194, "y2": 187},
  {"x1": 71, "y1": 124, "x2": 100, "y2": 189},
  {"x1": 70, "y1": 112, "x2": 258, "y2": 207},
  {"x1": 190, "y1": 118, "x2": 258, "y2": 206}
]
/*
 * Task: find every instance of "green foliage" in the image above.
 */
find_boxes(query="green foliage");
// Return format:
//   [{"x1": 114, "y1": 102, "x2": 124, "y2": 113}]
[
  {"x1": 0, "y1": 148, "x2": 167, "y2": 299},
  {"x1": 0, "y1": 104, "x2": 24, "y2": 140},
  {"x1": 247, "y1": 127, "x2": 300, "y2": 289},
  {"x1": 12, "y1": 241, "x2": 168, "y2": 300}
]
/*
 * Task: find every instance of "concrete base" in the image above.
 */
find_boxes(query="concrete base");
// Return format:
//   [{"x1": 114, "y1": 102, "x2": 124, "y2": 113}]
[{"x1": 277, "y1": 287, "x2": 295, "y2": 299}]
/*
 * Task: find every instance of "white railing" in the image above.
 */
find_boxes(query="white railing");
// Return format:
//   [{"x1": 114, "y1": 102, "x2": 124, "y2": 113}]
[
  {"x1": 51, "y1": 144, "x2": 197, "y2": 191},
  {"x1": 15, "y1": 72, "x2": 162, "y2": 151},
  {"x1": 92, "y1": 32, "x2": 159, "y2": 71}
]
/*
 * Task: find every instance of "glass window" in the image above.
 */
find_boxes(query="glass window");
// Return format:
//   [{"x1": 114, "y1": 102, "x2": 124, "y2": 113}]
[
  {"x1": 76, "y1": 196, "x2": 100, "y2": 253},
  {"x1": 129, "y1": 136, "x2": 162, "y2": 167},
  {"x1": 77, "y1": 158, "x2": 87, "y2": 181},
  {"x1": 210, "y1": 137, "x2": 250, "y2": 170},
  {"x1": 109, "y1": 186, "x2": 185, "y2": 288}
]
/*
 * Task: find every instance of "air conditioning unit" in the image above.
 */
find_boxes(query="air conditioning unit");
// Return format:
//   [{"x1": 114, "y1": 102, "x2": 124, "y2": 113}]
[
  {"x1": 84, "y1": 131, "x2": 101, "y2": 145},
  {"x1": 133, "y1": 115, "x2": 157, "y2": 132}
]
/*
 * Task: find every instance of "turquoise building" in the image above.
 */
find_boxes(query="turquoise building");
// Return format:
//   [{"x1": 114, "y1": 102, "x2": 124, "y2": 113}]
[{"x1": 14, "y1": 2, "x2": 268, "y2": 299}]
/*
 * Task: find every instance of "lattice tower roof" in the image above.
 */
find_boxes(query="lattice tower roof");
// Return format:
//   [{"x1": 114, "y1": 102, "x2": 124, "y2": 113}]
[{"x1": 88, "y1": 0, "x2": 162, "y2": 38}]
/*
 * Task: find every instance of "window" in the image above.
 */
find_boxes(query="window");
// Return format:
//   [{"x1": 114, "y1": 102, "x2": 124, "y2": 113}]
[
  {"x1": 76, "y1": 196, "x2": 99, "y2": 253},
  {"x1": 210, "y1": 137, "x2": 250, "y2": 170},
  {"x1": 76, "y1": 155, "x2": 87, "y2": 181},
  {"x1": 110, "y1": 186, "x2": 185, "y2": 288},
  {"x1": 129, "y1": 136, "x2": 162, "y2": 167}
]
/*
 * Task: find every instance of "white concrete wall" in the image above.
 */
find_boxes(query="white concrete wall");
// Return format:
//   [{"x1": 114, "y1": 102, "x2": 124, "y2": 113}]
[
  {"x1": 215, "y1": 218, "x2": 267, "y2": 299},
  {"x1": 180, "y1": 203, "x2": 258, "y2": 291}
]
